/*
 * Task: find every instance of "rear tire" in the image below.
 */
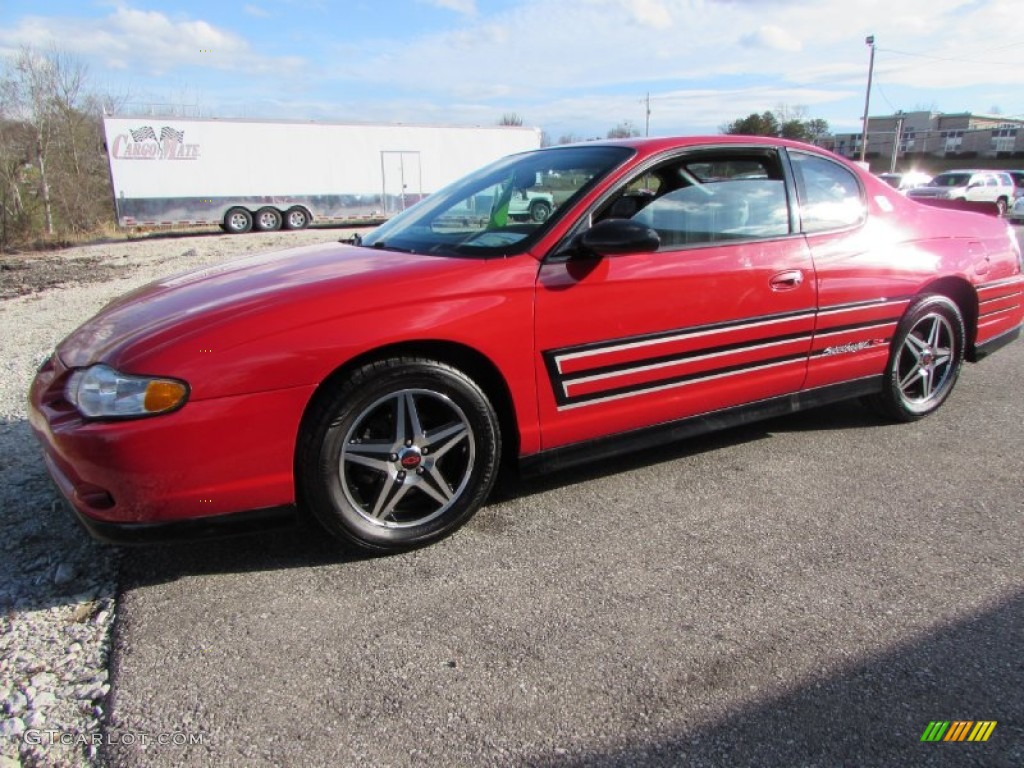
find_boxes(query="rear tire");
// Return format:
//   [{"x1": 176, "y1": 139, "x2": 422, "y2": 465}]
[
  {"x1": 298, "y1": 358, "x2": 501, "y2": 552},
  {"x1": 529, "y1": 200, "x2": 552, "y2": 222},
  {"x1": 867, "y1": 294, "x2": 964, "y2": 422},
  {"x1": 223, "y1": 207, "x2": 253, "y2": 234},
  {"x1": 284, "y1": 207, "x2": 310, "y2": 230}
]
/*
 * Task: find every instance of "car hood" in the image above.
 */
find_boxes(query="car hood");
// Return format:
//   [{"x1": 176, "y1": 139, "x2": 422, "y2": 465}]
[{"x1": 57, "y1": 242, "x2": 482, "y2": 369}]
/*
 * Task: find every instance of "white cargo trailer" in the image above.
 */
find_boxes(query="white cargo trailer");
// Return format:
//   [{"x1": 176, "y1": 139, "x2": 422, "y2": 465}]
[{"x1": 102, "y1": 117, "x2": 542, "y2": 233}]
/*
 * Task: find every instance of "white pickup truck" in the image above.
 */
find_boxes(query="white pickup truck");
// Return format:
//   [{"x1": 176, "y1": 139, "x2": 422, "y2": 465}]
[{"x1": 507, "y1": 190, "x2": 554, "y2": 222}]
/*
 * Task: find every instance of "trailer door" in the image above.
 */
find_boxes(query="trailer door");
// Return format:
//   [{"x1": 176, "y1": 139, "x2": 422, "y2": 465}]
[{"x1": 381, "y1": 151, "x2": 422, "y2": 215}]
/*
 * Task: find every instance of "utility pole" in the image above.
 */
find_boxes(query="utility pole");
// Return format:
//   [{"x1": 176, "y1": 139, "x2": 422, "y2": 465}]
[
  {"x1": 645, "y1": 92, "x2": 651, "y2": 137},
  {"x1": 859, "y1": 35, "x2": 876, "y2": 165},
  {"x1": 890, "y1": 111, "x2": 905, "y2": 173}
]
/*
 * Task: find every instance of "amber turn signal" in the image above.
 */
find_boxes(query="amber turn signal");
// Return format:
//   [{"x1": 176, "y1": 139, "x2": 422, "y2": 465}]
[{"x1": 144, "y1": 380, "x2": 189, "y2": 413}]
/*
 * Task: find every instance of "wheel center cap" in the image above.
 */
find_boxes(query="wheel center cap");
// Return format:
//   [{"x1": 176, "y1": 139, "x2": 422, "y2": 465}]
[
  {"x1": 398, "y1": 447, "x2": 422, "y2": 470},
  {"x1": 921, "y1": 350, "x2": 934, "y2": 366}
]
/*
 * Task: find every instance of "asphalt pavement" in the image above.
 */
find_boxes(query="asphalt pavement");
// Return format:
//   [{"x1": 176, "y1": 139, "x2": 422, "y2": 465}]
[{"x1": 99, "y1": 322, "x2": 1024, "y2": 766}]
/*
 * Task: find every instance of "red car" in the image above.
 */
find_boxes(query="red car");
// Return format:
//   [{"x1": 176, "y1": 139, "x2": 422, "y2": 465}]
[{"x1": 29, "y1": 137, "x2": 1024, "y2": 552}]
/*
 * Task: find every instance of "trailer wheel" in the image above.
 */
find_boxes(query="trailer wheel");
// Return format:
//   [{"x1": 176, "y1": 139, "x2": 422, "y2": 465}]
[
  {"x1": 224, "y1": 207, "x2": 253, "y2": 234},
  {"x1": 254, "y1": 207, "x2": 283, "y2": 231},
  {"x1": 284, "y1": 207, "x2": 310, "y2": 230}
]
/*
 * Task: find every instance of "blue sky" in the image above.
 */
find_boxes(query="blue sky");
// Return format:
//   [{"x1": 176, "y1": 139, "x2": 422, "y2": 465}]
[{"x1": 1, "y1": 0, "x2": 1021, "y2": 140}]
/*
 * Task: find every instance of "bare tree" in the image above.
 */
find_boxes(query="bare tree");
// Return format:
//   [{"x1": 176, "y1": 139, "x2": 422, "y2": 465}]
[
  {"x1": 499, "y1": 112, "x2": 524, "y2": 127},
  {"x1": 2, "y1": 48, "x2": 58, "y2": 234},
  {"x1": 1, "y1": 47, "x2": 117, "y2": 243},
  {"x1": 0, "y1": 119, "x2": 31, "y2": 251},
  {"x1": 607, "y1": 121, "x2": 640, "y2": 139}
]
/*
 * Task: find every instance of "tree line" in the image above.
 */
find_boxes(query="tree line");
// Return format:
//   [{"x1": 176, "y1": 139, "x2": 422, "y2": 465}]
[
  {"x1": 1, "y1": 48, "x2": 117, "y2": 250},
  {"x1": 720, "y1": 106, "x2": 830, "y2": 143}
]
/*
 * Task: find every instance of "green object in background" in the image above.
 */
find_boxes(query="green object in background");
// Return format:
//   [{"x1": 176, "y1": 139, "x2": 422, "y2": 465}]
[{"x1": 489, "y1": 176, "x2": 515, "y2": 228}]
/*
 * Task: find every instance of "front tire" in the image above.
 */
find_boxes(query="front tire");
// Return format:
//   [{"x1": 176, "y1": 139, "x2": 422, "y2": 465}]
[
  {"x1": 223, "y1": 207, "x2": 253, "y2": 234},
  {"x1": 298, "y1": 358, "x2": 501, "y2": 552},
  {"x1": 869, "y1": 294, "x2": 965, "y2": 422}
]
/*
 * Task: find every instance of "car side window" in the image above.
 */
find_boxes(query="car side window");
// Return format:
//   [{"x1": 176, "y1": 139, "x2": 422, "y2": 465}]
[
  {"x1": 606, "y1": 152, "x2": 791, "y2": 249},
  {"x1": 789, "y1": 151, "x2": 866, "y2": 233}
]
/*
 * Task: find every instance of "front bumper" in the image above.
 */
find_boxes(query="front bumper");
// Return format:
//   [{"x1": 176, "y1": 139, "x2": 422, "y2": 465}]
[
  {"x1": 28, "y1": 354, "x2": 314, "y2": 540},
  {"x1": 52, "y1": 485, "x2": 297, "y2": 545}
]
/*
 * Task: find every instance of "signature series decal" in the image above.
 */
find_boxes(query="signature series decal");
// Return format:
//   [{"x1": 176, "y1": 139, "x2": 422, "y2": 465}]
[{"x1": 819, "y1": 340, "x2": 881, "y2": 356}]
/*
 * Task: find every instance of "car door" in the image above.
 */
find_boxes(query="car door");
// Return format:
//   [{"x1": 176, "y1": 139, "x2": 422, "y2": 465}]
[
  {"x1": 533, "y1": 147, "x2": 817, "y2": 451},
  {"x1": 966, "y1": 173, "x2": 993, "y2": 203},
  {"x1": 786, "y1": 150, "x2": 918, "y2": 390}
]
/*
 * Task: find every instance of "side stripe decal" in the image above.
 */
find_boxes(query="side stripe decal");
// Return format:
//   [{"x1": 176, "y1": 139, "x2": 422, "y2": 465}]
[{"x1": 544, "y1": 298, "x2": 908, "y2": 409}]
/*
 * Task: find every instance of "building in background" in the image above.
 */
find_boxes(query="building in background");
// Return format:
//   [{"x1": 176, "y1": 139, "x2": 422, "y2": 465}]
[{"x1": 826, "y1": 111, "x2": 1024, "y2": 174}]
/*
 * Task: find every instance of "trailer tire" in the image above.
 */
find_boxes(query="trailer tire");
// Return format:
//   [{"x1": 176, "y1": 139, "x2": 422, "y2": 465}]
[
  {"x1": 284, "y1": 207, "x2": 311, "y2": 230},
  {"x1": 255, "y1": 207, "x2": 283, "y2": 231},
  {"x1": 224, "y1": 207, "x2": 253, "y2": 234}
]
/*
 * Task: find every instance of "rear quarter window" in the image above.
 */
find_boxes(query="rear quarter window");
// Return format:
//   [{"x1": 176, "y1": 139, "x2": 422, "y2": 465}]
[{"x1": 789, "y1": 151, "x2": 866, "y2": 233}]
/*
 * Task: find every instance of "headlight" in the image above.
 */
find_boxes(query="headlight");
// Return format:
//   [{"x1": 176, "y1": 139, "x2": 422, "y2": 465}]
[{"x1": 65, "y1": 364, "x2": 189, "y2": 419}]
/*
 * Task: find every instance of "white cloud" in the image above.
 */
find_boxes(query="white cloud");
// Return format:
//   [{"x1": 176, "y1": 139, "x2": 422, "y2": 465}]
[
  {"x1": 620, "y1": 0, "x2": 674, "y2": 29},
  {"x1": 420, "y1": 0, "x2": 478, "y2": 14},
  {"x1": 244, "y1": 5, "x2": 272, "y2": 18},
  {"x1": 0, "y1": 8, "x2": 303, "y2": 76},
  {"x1": 740, "y1": 25, "x2": 802, "y2": 52}
]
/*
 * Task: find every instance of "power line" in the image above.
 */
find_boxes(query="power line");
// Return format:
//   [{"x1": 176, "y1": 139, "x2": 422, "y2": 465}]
[{"x1": 878, "y1": 46, "x2": 1018, "y2": 69}]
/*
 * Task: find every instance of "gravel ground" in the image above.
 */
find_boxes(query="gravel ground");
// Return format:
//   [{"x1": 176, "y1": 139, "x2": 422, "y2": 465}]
[{"x1": 0, "y1": 227, "x2": 365, "y2": 767}]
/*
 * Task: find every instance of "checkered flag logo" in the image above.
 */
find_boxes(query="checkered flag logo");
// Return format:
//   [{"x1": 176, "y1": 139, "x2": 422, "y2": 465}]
[
  {"x1": 129, "y1": 126, "x2": 157, "y2": 142},
  {"x1": 160, "y1": 126, "x2": 185, "y2": 143}
]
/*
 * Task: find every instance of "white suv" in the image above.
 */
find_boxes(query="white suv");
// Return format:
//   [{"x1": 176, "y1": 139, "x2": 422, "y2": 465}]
[
  {"x1": 1009, "y1": 196, "x2": 1024, "y2": 224},
  {"x1": 907, "y1": 170, "x2": 1015, "y2": 215}
]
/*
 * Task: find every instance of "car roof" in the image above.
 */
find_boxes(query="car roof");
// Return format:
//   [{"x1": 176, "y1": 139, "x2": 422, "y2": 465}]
[
  {"x1": 556, "y1": 135, "x2": 853, "y2": 169},
  {"x1": 563, "y1": 135, "x2": 836, "y2": 154},
  {"x1": 934, "y1": 169, "x2": 1006, "y2": 175}
]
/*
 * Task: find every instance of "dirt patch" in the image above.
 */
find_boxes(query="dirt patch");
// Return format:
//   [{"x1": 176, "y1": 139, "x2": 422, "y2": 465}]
[
  {"x1": 0, "y1": 226, "x2": 367, "y2": 301},
  {"x1": 0, "y1": 255, "x2": 136, "y2": 299}
]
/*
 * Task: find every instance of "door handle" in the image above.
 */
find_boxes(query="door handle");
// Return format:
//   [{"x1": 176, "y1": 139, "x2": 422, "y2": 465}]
[{"x1": 770, "y1": 270, "x2": 804, "y2": 290}]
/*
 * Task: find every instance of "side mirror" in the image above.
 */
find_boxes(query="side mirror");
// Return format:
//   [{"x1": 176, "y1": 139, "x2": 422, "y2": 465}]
[{"x1": 578, "y1": 218, "x2": 660, "y2": 256}]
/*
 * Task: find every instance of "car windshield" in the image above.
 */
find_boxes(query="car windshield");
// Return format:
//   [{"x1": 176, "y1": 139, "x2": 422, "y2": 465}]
[
  {"x1": 361, "y1": 144, "x2": 632, "y2": 257},
  {"x1": 932, "y1": 173, "x2": 971, "y2": 187}
]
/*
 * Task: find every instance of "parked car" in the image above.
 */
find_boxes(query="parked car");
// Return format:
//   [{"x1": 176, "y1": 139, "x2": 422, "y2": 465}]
[
  {"x1": 877, "y1": 171, "x2": 932, "y2": 192},
  {"x1": 907, "y1": 169, "x2": 1015, "y2": 215},
  {"x1": 29, "y1": 137, "x2": 1024, "y2": 552},
  {"x1": 1009, "y1": 195, "x2": 1024, "y2": 223},
  {"x1": 508, "y1": 189, "x2": 554, "y2": 222},
  {"x1": 1007, "y1": 170, "x2": 1024, "y2": 201}
]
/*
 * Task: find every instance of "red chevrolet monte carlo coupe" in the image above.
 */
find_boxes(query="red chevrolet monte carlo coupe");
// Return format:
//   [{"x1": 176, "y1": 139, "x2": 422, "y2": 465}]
[{"x1": 29, "y1": 137, "x2": 1024, "y2": 552}]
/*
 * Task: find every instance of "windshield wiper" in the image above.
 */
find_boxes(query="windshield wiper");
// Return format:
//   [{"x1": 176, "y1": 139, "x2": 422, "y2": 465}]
[{"x1": 369, "y1": 241, "x2": 417, "y2": 254}]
